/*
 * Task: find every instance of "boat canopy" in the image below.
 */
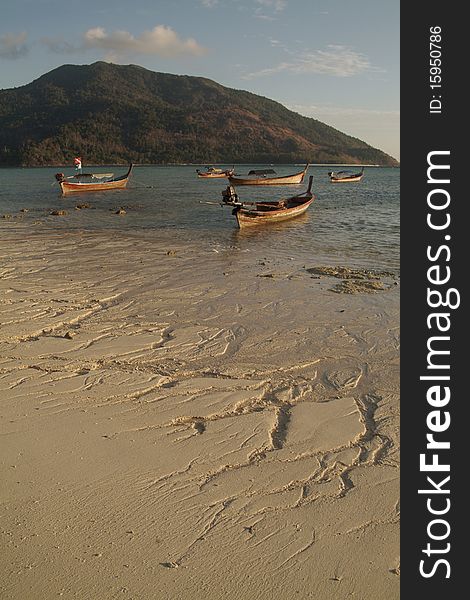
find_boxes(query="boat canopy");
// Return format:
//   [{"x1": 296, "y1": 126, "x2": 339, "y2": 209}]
[
  {"x1": 73, "y1": 173, "x2": 114, "y2": 179},
  {"x1": 247, "y1": 169, "x2": 277, "y2": 175},
  {"x1": 328, "y1": 169, "x2": 364, "y2": 179}
]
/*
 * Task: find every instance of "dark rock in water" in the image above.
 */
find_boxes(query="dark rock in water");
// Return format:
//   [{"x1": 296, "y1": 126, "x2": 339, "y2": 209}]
[
  {"x1": 51, "y1": 210, "x2": 67, "y2": 216},
  {"x1": 304, "y1": 265, "x2": 398, "y2": 294},
  {"x1": 115, "y1": 208, "x2": 126, "y2": 215},
  {"x1": 2, "y1": 214, "x2": 13, "y2": 219},
  {"x1": 75, "y1": 203, "x2": 90, "y2": 209},
  {"x1": 305, "y1": 265, "x2": 397, "y2": 281},
  {"x1": 331, "y1": 280, "x2": 386, "y2": 294},
  {"x1": 20, "y1": 208, "x2": 29, "y2": 212}
]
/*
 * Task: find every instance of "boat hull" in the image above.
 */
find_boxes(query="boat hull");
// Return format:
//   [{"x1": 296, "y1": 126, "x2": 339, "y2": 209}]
[
  {"x1": 60, "y1": 179, "x2": 129, "y2": 194},
  {"x1": 330, "y1": 174, "x2": 363, "y2": 183},
  {"x1": 197, "y1": 173, "x2": 231, "y2": 179},
  {"x1": 235, "y1": 198, "x2": 314, "y2": 228},
  {"x1": 229, "y1": 165, "x2": 308, "y2": 186}
]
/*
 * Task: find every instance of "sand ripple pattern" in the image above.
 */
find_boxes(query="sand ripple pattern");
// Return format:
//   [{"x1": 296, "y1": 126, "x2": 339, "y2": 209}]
[{"x1": 0, "y1": 231, "x2": 399, "y2": 600}]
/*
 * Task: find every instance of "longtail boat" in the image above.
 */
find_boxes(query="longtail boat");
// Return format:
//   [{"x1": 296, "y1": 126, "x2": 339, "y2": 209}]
[
  {"x1": 328, "y1": 167, "x2": 364, "y2": 183},
  {"x1": 196, "y1": 166, "x2": 234, "y2": 179},
  {"x1": 55, "y1": 164, "x2": 133, "y2": 195},
  {"x1": 228, "y1": 164, "x2": 309, "y2": 186},
  {"x1": 222, "y1": 175, "x2": 314, "y2": 228}
]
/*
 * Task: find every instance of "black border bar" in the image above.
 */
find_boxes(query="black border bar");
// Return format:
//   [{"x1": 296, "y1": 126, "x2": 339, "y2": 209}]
[{"x1": 401, "y1": 2, "x2": 465, "y2": 595}]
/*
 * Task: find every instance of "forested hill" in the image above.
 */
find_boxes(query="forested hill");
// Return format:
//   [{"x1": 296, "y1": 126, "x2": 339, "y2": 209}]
[{"x1": 0, "y1": 62, "x2": 398, "y2": 166}]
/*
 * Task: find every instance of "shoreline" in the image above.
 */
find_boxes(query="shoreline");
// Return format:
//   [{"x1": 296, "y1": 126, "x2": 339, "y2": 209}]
[
  {"x1": 0, "y1": 163, "x2": 399, "y2": 168},
  {"x1": 0, "y1": 228, "x2": 399, "y2": 599}
]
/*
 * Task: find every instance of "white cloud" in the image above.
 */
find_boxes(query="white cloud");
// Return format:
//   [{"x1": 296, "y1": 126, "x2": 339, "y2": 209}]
[
  {"x1": 244, "y1": 45, "x2": 373, "y2": 79},
  {"x1": 256, "y1": 0, "x2": 287, "y2": 11},
  {"x1": 254, "y1": 14, "x2": 276, "y2": 21},
  {"x1": 201, "y1": 0, "x2": 219, "y2": 7},
  {"x1": 0, "y1": 32, "x2": 28, "y2": 60},
  {"x1": 83, "y1": 25, "x2": 207, "y2": 58},
  {"x1": 254, "y1": 0, "x2": 287, "y2": 20}
]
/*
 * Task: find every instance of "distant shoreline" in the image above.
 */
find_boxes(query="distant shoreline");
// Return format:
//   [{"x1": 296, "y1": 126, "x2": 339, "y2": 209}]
[{"x1": 0, "y1": 162, "x2": 400, "y2": 169}]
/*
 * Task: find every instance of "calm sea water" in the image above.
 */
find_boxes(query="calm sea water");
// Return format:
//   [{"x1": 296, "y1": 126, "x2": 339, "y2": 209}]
[{"x1": 0, "y1": 165, "x2": 399, "y2": 271}]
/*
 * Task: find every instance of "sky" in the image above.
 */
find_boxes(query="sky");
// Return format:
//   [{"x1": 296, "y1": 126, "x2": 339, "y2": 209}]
[{"x1": 0, "y1": 0, "x2": 400, "y2": 160}]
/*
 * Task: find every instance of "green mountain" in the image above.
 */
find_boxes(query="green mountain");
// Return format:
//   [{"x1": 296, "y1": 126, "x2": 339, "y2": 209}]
[{"x1": 0, "y1": 62, "x2": 398, "y2": 166}]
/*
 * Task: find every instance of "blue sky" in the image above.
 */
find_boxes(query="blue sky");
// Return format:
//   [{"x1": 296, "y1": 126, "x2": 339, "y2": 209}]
[{"x1": 0, "y1": 0, "x2": 399, "y2": 159}]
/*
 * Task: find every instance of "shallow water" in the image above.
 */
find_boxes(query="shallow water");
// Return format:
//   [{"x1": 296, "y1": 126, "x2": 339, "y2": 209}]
[{"x1": 0, "y1": 165, "x2": 399, "y2": 271}]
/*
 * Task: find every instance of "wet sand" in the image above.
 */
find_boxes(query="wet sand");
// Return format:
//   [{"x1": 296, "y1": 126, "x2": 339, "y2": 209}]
[{"x1": 0, "y1": 228, "x2": 399, "y2": 599}]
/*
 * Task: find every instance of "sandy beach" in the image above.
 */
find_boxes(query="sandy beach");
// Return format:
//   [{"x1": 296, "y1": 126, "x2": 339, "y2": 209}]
[{"x1": 0, "y1": 227, "x2": 399, "y2": 599}]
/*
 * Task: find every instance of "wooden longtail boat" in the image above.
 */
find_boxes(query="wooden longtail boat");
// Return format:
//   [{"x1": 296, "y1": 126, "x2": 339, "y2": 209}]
[
  {"x1": 222, "y1": 175, "x2": 315, "y2": 228},
  {"x1": 196, "y1": 166, "x2": 234, "y2": 179},
  {"x1": 55, "y1": 164, "x2": 133, "y2": 195},
  {"x1": 228, "y1": 164, "x2": 309, "y2": 186},
  {"x1": 328, "y1": 167, "x2": 364, "y2": 183}
]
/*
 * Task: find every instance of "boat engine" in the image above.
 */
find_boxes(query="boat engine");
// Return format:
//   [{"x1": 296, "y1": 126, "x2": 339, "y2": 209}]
[
  {"x1": 55, "y1": 173, "x2": 65, "y2": 182},
  {"x1": 221, "y1": 185, "x2": 239, "y2": 205}
]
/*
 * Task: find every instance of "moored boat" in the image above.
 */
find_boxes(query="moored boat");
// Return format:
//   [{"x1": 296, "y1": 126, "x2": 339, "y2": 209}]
[
  {"x1": 228, "y1": 164, "x2": 309, "y2": 186},
  {"x1": 222, "y1": 175, "x2": 315, "y2": 228},
  {"x1": 196, "y1": 166, "x2": 234, "y2": 178},
  {"x1": 328, "y1": 166, "x2": 364, "y2": 183},
  {"x1": 55, "y1": 164, "x2": 134, "y2": 195}
]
